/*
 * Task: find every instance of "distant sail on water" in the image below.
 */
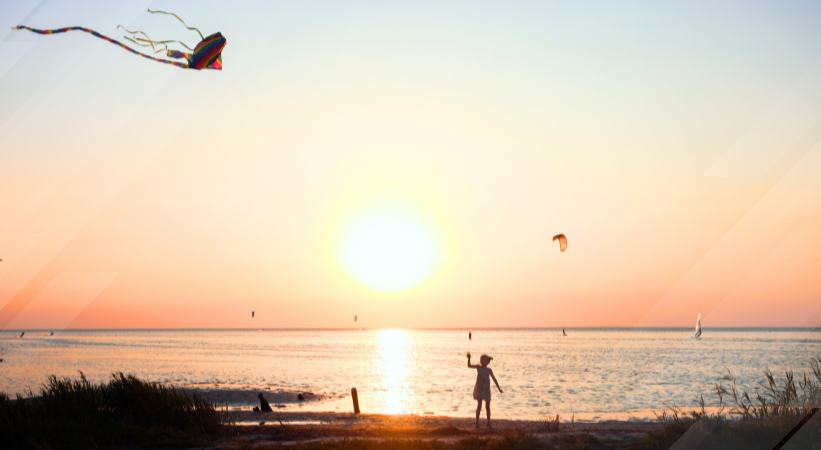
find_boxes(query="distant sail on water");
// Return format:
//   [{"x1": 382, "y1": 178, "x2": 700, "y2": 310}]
[{"x1": 693, "y1": 313, "x2": 702, "y2": 339}]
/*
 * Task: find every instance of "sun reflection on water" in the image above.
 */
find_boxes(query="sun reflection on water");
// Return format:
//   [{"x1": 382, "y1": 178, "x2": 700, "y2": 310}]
[{"x1": 376, "y1": 329, "x2": 411, "y2": 414}]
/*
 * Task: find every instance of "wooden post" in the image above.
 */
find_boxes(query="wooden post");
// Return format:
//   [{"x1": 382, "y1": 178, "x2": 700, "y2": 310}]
[{"x1": 351, "y1": 387, "x2": 361, "y2": 414}]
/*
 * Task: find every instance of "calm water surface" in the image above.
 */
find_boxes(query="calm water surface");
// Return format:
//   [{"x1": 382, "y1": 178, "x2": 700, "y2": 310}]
[{"x1": 1, "y1": 329, "x2": 818, "y2": 420}]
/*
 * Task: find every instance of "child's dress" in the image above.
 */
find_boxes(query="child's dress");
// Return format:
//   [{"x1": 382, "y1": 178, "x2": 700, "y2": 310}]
[{"x1": 473, "y1": 367, "x2": 491, "y2": 401}]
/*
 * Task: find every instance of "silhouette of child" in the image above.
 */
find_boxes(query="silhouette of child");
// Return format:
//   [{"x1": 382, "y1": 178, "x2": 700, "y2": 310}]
[{"x1": 467, "y1": 352, "x2": 502, "y2": 429}]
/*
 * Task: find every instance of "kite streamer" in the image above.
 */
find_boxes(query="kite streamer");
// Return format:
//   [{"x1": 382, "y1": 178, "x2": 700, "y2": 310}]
[
  {"x1": 13, "y1": 10, "x2": 225, "y2": 70},
  {"x1": 13, "y1": 26, "x2": 190, "y2": 68}
]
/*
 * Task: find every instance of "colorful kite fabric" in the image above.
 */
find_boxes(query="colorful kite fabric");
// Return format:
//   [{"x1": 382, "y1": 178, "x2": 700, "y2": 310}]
[{"x1": 164, "y1": 32, "x2": 225, "y2": 70}]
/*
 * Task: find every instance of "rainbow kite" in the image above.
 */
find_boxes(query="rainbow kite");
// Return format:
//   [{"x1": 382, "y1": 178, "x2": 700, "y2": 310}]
[{"x1": 13, "y1": 9, "x2": 225, "y2": 70}]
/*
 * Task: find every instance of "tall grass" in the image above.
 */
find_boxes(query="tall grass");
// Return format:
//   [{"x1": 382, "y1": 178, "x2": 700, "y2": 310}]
[
  {"x1": 0, "y1": 372, "x2": 222, "y2": 449},
  {"x1": 635, "y1": 356, "x2": 821, "y2": 449},
  {"x1": 713, "y1": 356, "x2": 821, "y2": 421}
]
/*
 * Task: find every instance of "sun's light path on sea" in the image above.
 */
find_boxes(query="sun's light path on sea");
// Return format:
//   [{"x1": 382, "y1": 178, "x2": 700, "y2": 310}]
[{"x1": 376, "y1": 329, "x2": 411, "y2": 414}]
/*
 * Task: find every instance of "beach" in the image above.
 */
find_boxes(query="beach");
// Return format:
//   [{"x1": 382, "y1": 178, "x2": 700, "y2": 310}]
[{"x1": 214, "y1": 411, "x2": 664, "y2": 448}]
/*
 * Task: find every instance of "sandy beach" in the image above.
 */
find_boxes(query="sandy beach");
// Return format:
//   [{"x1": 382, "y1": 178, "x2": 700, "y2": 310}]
[{"x1": 214, "y1": 411, "x2": 664, "y2": 448}]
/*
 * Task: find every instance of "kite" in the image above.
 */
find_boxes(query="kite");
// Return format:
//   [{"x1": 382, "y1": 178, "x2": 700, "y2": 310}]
[
  {"x1": 552, "y1": 233, "x2": 567, "y2": 252},
  {"x1": 13, "y1": 9, "x2": 225, "y2": 70}
]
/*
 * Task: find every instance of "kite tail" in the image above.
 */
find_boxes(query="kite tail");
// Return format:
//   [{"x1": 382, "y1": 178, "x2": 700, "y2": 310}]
[
  {"x1": 13, "y1": 25, "x2": 189, "y2": 69},
  {"x1": 146, "y1": 9, "x2": 204, "y2": 40}
]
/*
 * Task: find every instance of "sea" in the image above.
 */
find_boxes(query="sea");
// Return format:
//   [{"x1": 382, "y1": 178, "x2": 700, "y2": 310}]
[{"x1": 1, "y1": 328, "x2": 819, "y2": 421}]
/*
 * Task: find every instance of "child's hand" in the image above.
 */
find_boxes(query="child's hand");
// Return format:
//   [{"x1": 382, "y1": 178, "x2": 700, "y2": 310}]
[
  {"x1": 466, "y1": 352, "x2": 471, "y2": 359},
  {"x1": 498, "y1": 387, "x2": 503, "y2": 393}
]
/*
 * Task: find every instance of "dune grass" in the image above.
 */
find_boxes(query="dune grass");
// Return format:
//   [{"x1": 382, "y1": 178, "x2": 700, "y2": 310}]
[
  {"x1": 0, "y1": 372, "x2": 223, "y2": 449},
  {"x1": 633, "y1": 356, "x2": 821, "y2": 449}
]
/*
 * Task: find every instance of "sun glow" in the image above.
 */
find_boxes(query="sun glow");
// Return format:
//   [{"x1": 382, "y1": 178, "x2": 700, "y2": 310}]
[{"x1": 340, "y1": 208, "x2": 439, "y2": 292}]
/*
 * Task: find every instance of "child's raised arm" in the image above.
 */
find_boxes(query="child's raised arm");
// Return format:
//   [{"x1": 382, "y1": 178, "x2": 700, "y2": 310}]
[
  {"x1": 466, "y1": 352, "x2": 479, "y2": 368},
  {"x1": 490, "y1": 369, "x2": 503, "y2": 393}
]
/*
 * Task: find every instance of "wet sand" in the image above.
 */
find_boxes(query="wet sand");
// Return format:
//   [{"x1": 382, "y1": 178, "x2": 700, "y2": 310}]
[
  {"x1": 214, "y1": 411, "x2": 663, "y2": 448},
  {"x1": 181, "y1": 387, "x2": 325, "y2": 407}
]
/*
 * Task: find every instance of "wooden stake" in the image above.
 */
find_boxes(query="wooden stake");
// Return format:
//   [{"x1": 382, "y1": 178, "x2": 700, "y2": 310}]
[{"x1": 351, "y1": 387, "x2": 361, "y2": 414}]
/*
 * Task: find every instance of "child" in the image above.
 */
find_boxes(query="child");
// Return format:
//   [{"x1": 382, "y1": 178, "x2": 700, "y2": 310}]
[{"x1": 467, "y1": 352, "x2": 502, "y2": 429}]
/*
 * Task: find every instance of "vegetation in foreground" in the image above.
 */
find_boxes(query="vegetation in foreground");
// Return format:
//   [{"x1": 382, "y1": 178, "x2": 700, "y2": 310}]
[
  {"x1": 0, "y1": 372, "x2": 222, "y2": 449},
  {"x1": 634, "y1": 356, "x2": 821, "y2": 449}
]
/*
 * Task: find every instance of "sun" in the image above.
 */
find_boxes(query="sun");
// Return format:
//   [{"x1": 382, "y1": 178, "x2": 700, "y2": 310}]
[{"x1": 340, "y1": 208, "x2": 439, "y2": 292}]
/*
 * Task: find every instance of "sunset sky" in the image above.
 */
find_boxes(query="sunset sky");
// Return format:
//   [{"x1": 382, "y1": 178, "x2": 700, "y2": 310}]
[{"x1": 1, "y1": 0, "x2": 820, "y2": 329}]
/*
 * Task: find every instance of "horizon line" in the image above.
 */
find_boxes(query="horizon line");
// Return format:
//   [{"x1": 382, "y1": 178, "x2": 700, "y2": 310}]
[{"x1": 3, "y1": 326, "x2": 819, "y2": 332}]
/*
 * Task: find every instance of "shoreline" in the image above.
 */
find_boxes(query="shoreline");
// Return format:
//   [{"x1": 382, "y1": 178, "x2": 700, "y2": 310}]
[
  {"x1": 224, "y1": 410, "x2": 662, "y2": 428},
  {"x1": 3, "y1": 383, "x2": 685, "y2": 423},
  {"x1": 1, "y1": 383, "x2": 722, "y2": 423}
]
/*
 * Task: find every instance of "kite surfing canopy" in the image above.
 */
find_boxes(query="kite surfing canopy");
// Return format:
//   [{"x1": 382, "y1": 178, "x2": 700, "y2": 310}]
[{"x1": 552, "y1": 233, "x2": 567, "y2": 252}]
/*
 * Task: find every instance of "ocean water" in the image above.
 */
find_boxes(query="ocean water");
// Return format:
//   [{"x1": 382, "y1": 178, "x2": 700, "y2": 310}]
[{"x1": 0, "y1": 328, "x2": 819, "y2": 421}]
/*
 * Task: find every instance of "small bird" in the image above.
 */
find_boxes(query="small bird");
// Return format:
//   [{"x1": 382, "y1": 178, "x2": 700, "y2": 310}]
[
  {"x1": 562, "y1": 328, "x2": 567, "y2": 336},
  {"x1": 18, "y1": 331, "x2": 25, "y2": 338}
]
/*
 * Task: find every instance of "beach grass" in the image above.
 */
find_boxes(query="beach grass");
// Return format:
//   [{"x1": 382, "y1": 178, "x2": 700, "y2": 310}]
[
  {"x1": 0, "y1": 372, "x2": 222, "y2": 449},
  {"x1": 633, "y1": 356, "x2": 821, "y2": 449}
]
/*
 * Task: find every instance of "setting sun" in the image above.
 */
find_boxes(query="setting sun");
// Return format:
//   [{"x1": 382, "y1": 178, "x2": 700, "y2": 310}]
[{"x1": 340, "y1": 208, "x2": 439, "y2": 292}]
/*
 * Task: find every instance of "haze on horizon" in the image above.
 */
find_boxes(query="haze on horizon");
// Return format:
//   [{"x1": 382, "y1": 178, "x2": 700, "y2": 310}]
[{"x1": 1, "y1": 0, "x2": 820, "y2": 330}]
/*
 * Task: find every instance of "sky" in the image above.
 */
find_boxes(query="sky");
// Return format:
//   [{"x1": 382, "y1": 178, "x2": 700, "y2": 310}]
[{"x1": 1, "y1": 0, "x2": 821, "y2": 329}]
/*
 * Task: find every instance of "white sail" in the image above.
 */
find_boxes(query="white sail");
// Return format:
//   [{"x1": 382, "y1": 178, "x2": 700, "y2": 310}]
[{"x1": 693, "y1": 313, "x2": 702, "y2": 338}]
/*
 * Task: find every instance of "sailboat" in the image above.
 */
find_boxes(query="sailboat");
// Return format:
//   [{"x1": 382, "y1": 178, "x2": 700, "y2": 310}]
[{"x1": 693, "y1": 313, "x2": 702, "y2": 339}]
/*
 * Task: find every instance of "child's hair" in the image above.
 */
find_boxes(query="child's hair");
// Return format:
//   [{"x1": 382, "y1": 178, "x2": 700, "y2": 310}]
[{"x1": 480, "y1": 354, "x2": 493, "y2": 366}]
